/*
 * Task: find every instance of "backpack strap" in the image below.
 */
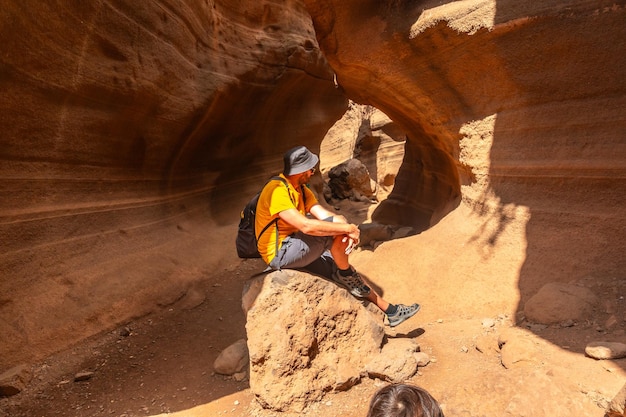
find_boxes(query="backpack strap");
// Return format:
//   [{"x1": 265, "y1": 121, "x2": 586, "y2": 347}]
[{"x1": 256, "y1": 176, "x2": 306, "y2": 260}]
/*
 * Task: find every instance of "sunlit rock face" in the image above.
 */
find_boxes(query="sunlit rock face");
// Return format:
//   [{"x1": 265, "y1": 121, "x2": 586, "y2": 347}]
[
  {"x1": 0, "y1": 1, "x2": 346, "y2": 369},
  {"x1": 320, "y1": 103, "x2": 407, "y2": 202},
  {"x1": 304, "y1": 0, "x2": 626, "y2": 318},
  {"x1": 304, "y1": 0, "x2": 626, "y2": 232}
]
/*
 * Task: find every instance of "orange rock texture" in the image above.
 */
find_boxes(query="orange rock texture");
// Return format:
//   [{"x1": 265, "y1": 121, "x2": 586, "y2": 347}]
[
  {"x1": 0, "y1": 0, "x2": 346, "y2": 370},
  {"x1": 305, "y1": 0, "x2": 626, "y2": 230},
  {"x1": 1, "y1": 0, "x2": 625, "y2": 378},
  {"x1": 305, "y1": 0, "x2": 626, "y2": 308}
]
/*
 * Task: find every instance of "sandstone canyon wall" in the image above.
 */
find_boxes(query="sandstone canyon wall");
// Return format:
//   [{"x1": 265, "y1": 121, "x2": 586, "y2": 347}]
[
  {"x1": 0, "y1": 0, "x2": 346, "y2": 370},
  {"x1": 305, "y1": 0, "x2": 626, "y2": 299},
  {"x1": 1, "y1": 0, "x2": 625, "y2": 375}
]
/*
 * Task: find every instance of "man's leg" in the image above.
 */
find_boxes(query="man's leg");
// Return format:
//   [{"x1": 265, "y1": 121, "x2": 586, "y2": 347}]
[
  {"x1": 271, "y1": 231, "x2": 420, "y2": 327},
  {"x1": 330, "y1": 234, "x2": 388, "y2": 309},
  {"x1": 330, "y1": 235, "x2": 421, "y2": 327},
  {"x1": 269, "y1": 233, "x2": 333, "y2": 272}
]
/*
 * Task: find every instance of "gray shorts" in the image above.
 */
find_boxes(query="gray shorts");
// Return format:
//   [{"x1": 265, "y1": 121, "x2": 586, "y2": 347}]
[{"x1": 269, "y1": 225, "x2": 337, "y2": 279}]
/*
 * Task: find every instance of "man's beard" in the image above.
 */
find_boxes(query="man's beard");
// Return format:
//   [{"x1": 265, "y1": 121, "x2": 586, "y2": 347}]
[{"x1": 297, "y1": 175, "x2": 309, "y2": 187}]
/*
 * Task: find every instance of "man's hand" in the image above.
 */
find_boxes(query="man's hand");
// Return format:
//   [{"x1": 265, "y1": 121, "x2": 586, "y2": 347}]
[
  {"x1": 343, "y1": 236, "x2": 357, "y2": 254},
  {"x1": 342, "y1": 225, "x2": 360, "y2": 254}
]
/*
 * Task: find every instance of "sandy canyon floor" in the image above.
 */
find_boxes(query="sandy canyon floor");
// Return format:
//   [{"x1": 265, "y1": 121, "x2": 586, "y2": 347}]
[{"x1": 1, "y1": 203, "x2": 625, "y2": 417}]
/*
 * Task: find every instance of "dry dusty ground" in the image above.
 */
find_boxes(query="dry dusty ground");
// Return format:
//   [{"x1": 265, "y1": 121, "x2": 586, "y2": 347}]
[{"x1": 1, "y1": 202, "x2": 625, "y2": 417}]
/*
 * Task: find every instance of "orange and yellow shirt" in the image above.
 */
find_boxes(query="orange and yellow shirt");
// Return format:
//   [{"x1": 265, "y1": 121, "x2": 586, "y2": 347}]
[{"x1": 255, "y1": 174, "x2": 317, "y2": 264}]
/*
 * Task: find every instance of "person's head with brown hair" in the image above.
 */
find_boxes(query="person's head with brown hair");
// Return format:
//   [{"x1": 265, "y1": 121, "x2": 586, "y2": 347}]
[{"x1": 367, "y1": 383, "x2": 444, "y2": 417}]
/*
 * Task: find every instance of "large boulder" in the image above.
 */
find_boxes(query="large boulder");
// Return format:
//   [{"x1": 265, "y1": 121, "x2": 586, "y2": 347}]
[
  {"x1": 245, "y1": 270, "x2": 421, "y2": 412},
  {"x1": 523, "y1": 282, "x2": 598, "y2": 325},
  {"x1": 327, "y1": 158, "x2": 377, "y2": 201}
]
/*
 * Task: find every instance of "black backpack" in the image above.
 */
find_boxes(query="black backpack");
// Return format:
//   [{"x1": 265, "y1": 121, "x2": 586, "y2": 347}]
[{"x1": 236, "y1": 176, "x2": 304, "y2": 259}]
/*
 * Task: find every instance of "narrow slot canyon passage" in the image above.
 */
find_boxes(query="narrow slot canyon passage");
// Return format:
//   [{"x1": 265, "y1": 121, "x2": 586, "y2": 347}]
[{"x1": 1, "y1": 1, "x2": 625, "y2": 416}]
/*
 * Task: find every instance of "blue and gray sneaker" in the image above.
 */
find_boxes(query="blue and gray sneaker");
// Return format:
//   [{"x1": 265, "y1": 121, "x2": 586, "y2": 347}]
[{"x1": 387, "y1": 303, "x2": 421, "y2": 327}]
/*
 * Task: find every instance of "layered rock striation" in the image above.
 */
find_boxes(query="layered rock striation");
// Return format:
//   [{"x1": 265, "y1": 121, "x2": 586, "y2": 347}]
[
  {"x1": 0, "y1": 0, "x2": 346, "y2": 370},
  {"x1": 304, "y1": 0, "x2": 626, "y2": 297}
]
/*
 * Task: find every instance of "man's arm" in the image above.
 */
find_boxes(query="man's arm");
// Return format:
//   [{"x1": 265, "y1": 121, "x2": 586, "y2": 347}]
[
  {"x1": 278, "y1": 207, "x2": 359, "y2": 240},
  {"x1": 309, "y1": 204, "x2": 349, "y2": 224},
  {"x1": 308, "y1": 204, "x2": 358, "y2": 253}
]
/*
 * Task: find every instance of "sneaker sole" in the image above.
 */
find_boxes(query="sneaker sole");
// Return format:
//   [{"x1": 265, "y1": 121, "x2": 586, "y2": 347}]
[{"x1": 349, "y1": 288, "x2": 371, "y2": 298}]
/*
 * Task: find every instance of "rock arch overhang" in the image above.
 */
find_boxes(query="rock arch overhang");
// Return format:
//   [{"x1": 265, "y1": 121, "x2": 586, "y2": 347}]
[{"x1": 304, "y1": 0, "x2": 626, "y2": 234}]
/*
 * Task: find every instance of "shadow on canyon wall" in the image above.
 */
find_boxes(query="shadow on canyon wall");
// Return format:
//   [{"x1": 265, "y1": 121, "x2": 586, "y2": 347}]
[
  {"x1": 311, "y1": 0, "x2": 626, "y2": 368},
  {"x1": 489, "y1": 3, "x2": 626, "y2": 313}
]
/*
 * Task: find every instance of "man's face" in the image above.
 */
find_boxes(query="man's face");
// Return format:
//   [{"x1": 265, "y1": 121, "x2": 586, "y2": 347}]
[{"x1": 297, "y1": 168, "x2": 316, "y2": 186}]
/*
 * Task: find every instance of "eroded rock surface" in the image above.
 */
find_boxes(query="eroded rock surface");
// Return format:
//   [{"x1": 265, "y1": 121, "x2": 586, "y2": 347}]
[
  {"x1": 0, "y1": 0, "x2": 346, "y2": 370},
  {"x1": 245, "y1": 270, "x2": 383, "y2": 411},
  {"x1": 245, "y1": 270, "x2": 424, "y2": 412},
  {"x1": 304, "y1": 0, "x2": 626, "y2": 300}
]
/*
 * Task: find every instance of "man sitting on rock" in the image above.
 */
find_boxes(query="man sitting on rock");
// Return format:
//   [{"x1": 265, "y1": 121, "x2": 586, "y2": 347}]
[{"x1": 255, "y1": 145, "x2": 420, "y2": 327}]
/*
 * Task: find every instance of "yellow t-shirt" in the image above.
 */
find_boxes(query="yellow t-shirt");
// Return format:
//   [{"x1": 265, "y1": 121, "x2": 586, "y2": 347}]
[{"x1": 255, "y1": 174, "x2": 318, "y2": 264}]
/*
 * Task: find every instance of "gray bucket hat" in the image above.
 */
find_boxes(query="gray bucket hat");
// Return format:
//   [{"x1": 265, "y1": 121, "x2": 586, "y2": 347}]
[{"x1": 283, "y1": 146, "x2": 319, "y2": 175}]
